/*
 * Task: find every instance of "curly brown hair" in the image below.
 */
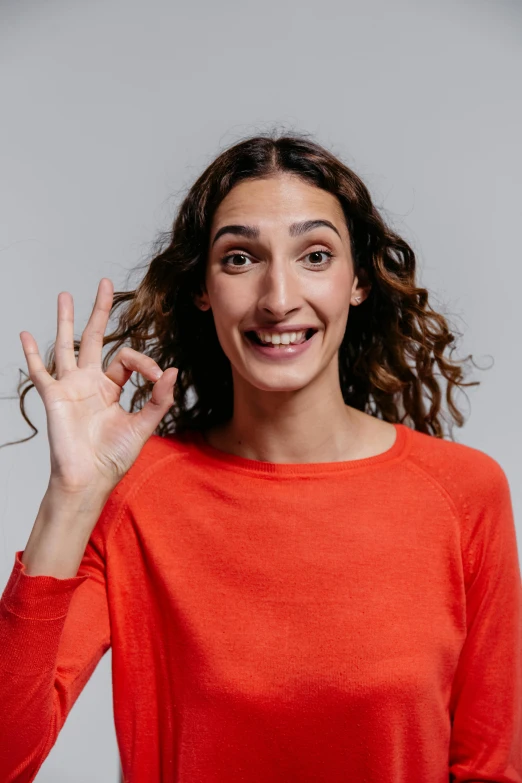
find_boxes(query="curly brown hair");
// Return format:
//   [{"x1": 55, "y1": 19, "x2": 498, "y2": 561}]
[{"x1": 5, "y1": 129, "x2": 486, "y2": 449}]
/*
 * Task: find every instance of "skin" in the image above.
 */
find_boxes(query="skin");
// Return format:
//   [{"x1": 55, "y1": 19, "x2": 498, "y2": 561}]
[{"x1": 194, "y1": 172, "x2": 397, "y2": 464}]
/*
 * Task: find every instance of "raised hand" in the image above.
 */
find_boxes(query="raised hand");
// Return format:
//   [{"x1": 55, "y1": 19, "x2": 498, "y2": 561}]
[{"x1": 19, "y1": 278, "x2": 178, "y2": 495}]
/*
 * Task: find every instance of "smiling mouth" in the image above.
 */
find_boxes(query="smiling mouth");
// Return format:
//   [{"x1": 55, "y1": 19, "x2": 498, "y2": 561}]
[{"x1": 245, "y1": 328, "x2": 317, "y2": 346}]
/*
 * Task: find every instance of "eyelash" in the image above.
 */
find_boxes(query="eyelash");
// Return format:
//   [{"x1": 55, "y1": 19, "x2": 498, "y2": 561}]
[{"x1": 220, "y1": 249, "x2": 334, "y2": 270}]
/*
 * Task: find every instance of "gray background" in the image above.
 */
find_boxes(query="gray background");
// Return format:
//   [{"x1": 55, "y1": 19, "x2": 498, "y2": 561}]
[{"x1": 1, "y1": 0, "x2": 521, "y2": 780}]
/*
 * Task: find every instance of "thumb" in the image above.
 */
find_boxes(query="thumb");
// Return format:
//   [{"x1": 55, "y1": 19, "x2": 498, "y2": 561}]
[{"x1": 131, "y1": 367, "x2": 178, "y2": 442}]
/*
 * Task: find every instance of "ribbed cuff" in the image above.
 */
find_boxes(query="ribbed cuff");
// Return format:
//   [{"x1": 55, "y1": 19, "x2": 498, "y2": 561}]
[{"x1": 0, "y1": 551, "x2": 90, "y2": 620}]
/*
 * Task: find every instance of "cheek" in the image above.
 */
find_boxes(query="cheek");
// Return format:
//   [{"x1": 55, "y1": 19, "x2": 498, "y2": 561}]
[
  {"x1": 209, "y1": 268, "x2": 352, "y2": 327},
  {"x1": 307, "y1": 275, "x2": 352, "y2": 320},
  {"x1": 207, "y1": 282, "x2": 248, "y2": 352},
  {"x1": 208, "y1": 277, "x2": 244, "y2": 317},
  {"x1": 214, "y1": 298, "x2": 246, "y2": 333}
]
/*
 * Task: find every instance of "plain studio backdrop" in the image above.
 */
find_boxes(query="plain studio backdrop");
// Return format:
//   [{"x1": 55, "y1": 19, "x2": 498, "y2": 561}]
[{"x1": 0, "y1": 0, "x2": 521, "y2": 780}]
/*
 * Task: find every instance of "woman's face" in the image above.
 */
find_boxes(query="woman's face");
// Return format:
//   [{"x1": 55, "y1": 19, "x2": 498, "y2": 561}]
[{"x1": 198, "y1": 172, "x2": 366, "y2": 394}]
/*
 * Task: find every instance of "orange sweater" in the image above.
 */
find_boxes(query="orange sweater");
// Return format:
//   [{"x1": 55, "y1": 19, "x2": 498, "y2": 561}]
[{"x1": 1, "y1": 422, "x2": 521, "y2": 782}]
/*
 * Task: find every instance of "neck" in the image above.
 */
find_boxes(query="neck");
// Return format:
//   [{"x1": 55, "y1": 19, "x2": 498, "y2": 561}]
[{"x1": 205, "y1": 371, "x2": 365, "y2": 464}]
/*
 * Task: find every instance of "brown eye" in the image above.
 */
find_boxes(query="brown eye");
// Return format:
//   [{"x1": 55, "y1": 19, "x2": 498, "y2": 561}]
[
  {"x1": 220, "y1": 249, "x2": 334, "y2": 270},
  {"x1": 221, "y1": 253, "x2": 252, "y2": 268},
  {"x1": 305, "y1": 250, "x2": 333, "y2": 266}
]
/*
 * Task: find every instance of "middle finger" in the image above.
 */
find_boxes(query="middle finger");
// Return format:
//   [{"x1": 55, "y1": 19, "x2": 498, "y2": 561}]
[{"x1": 77, "y1": 278, "x2": 114, "y2": 370}]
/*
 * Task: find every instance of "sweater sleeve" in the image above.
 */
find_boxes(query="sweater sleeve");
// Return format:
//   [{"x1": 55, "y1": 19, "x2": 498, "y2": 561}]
[
  {"x1": 0, "y1": 495, "x2": 120, "y2": 783},
  {"x1": 448, "y1": 461, "x2": 522, "y2": 782}
]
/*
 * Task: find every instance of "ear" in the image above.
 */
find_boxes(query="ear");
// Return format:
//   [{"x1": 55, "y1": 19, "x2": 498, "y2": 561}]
[
  {"x1": 351, "y1": 269, "x2": 372, "y2": 305},
  {"x1": 194, "y1": 291, "x2": 211, "y2": 311}
]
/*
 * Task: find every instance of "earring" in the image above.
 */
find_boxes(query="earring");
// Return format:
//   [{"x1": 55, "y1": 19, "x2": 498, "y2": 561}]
[{"x1": 355, "y1": 297, "x2": 361, "y2": 302}]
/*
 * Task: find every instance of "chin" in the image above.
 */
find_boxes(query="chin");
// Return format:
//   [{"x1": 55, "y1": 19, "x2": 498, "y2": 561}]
[{"x1": 242, "y1": 367, "x2": 317, "y2": 392}]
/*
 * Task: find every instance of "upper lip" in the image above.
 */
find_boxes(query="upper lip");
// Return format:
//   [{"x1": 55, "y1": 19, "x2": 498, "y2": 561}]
[{"x1": 244, "y1": 324, "x2": 319, "y2": 334}]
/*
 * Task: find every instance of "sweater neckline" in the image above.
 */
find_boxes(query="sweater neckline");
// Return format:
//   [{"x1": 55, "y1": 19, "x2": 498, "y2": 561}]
[{"x1": 185, "y1": 422, "x2": 411, "y2": 476}]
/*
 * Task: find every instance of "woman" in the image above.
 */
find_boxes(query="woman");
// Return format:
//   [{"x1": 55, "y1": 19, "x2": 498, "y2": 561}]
[{"x1": 1, "y1": 132, "x2": 520, "y2": 782}]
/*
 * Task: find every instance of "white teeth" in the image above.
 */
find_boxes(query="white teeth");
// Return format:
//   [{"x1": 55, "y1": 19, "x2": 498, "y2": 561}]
[{"x1": 257, "y1": 330, "x2": 306, "y2": 345}]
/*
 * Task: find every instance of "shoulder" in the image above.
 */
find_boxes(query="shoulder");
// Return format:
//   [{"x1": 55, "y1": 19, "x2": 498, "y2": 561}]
[
  {"x1": 402, "y1": 425, "x2": 511, "y2": 514},
  {"x1": 93, "y1": 431, "x2": 192, "y2": 543},
  {"x1": 110, "y1": 432, "x2": 192, "y2": 501},
  {"x1": 402, "y1": 428, "x2": 516, "y2": 587}
]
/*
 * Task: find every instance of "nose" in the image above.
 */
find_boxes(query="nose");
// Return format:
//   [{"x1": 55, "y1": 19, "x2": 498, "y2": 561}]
[{"x1": 255, "y1": 258, "x2": 303, "y2": 320}]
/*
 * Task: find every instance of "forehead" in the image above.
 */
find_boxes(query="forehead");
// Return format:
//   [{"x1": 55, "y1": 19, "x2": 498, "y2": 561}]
[{"x1": 211, "y1": 174, "x2": 347, "y2": 230}]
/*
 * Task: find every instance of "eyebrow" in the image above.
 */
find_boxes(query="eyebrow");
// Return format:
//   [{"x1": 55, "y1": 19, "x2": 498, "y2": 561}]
[{"x1": 211, "y1": 219, "x2": 342, "y2": 247}]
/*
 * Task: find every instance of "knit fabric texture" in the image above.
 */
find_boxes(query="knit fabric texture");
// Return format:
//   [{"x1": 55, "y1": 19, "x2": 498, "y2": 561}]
[{"x1": 1, "y1": 422, "x2": 521, "y2": 782}]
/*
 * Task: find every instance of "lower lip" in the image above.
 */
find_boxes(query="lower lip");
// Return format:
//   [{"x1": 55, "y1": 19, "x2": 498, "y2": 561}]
[{"x1": 244, "y1": 331, "x2": 318, "y2": 359}]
